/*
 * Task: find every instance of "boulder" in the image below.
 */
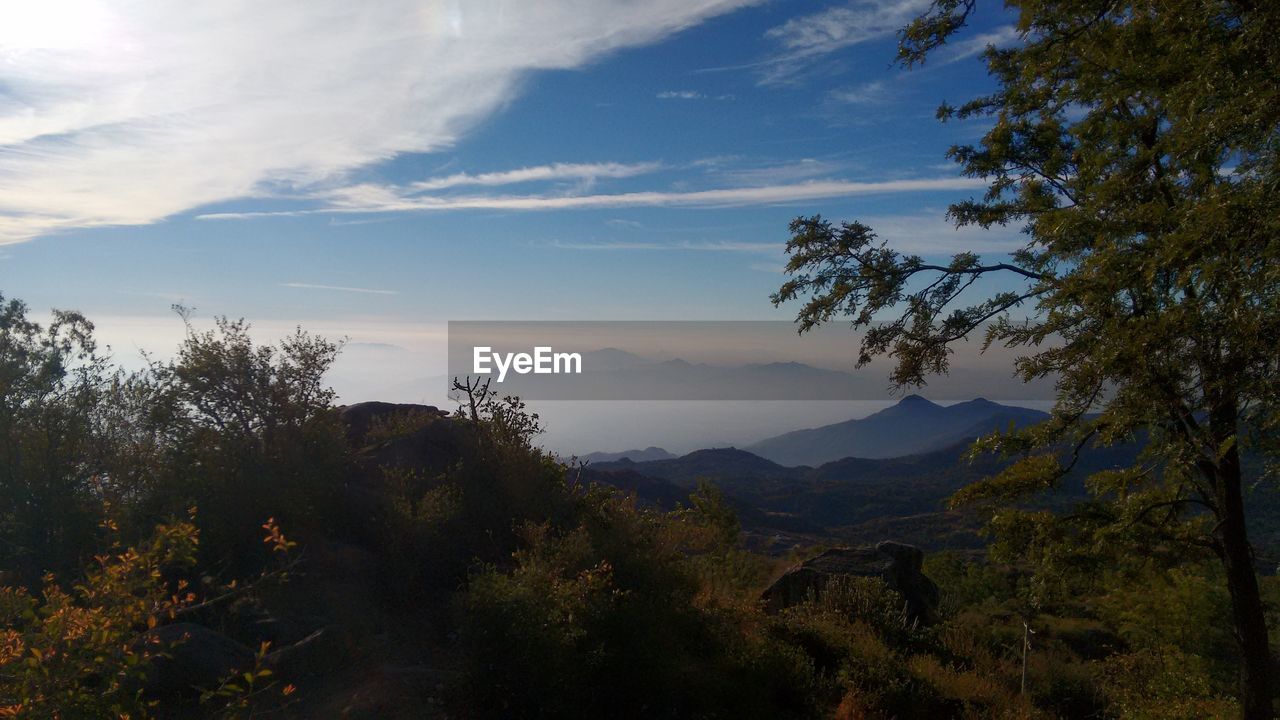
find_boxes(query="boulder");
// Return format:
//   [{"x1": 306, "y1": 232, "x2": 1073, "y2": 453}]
[
  {"x1": 761, "y1": 541, "x2": 940, "y2": 623},
  {"x1": 337, "y1": 403, "x2": 465, "y2": 537},
  {"x1": 339, "y1": 402, "x2": 449, "y2": 447},
  {"x1": 143, "y1": 623, "x2": 255, "y2": 699}
]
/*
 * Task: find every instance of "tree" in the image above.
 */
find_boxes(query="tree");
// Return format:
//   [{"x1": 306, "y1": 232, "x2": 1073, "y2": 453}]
[
  {"x1": 771, "y1": 1, "x2": 1280, "y2": 716},
  {"x1": 136, "y1": 310, "x2": 347, "y2": 572},
  {"x1": 0, "y1": 294, "x2": 113, "y2": 584}
]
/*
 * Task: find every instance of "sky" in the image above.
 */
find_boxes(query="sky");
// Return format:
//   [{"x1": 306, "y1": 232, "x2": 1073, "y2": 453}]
[{"x1": 1, "y1": 0, "x2": 1034, "y2": 451}]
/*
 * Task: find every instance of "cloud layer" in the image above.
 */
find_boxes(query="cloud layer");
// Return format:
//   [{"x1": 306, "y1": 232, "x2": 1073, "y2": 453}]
[
  {"x1": 195, "y1": 176, "x2": 988, "y2": 220},
  {"x1": 0, "y1": 0, "x2": 759, "y2": 244}
]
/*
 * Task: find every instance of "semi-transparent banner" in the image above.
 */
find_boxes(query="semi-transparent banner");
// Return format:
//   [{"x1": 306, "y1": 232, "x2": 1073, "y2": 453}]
[{"x1": 446, "y1": 321, "x2": 1054, "y2": 401}]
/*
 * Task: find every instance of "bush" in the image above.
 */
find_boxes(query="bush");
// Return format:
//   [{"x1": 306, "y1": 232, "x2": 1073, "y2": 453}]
[
  {"x1": 131, "y1": 314, "x2": 348, "y2": 574},
  {"x1": 456, "y1": 494, "x2": 822, "y2": 719},
  {"x1": 1, "y1": 518, "x2": 198, "y2": 717}
]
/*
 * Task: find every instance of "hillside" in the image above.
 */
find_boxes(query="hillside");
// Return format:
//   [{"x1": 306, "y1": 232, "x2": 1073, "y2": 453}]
[{"x1": 589, "y1": 433, "x2": 1159, "y2": 552}]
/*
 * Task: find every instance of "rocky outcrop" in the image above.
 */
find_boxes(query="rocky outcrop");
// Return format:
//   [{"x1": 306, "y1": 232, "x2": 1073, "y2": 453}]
[
  {"x1": 761, "y1": 541, "x2": 940, "y2": 624},
  {"x1": 339, "y1": 402, "x2": 450, "y2": 447},
  {"x1": 337, "y1": 403, "x2": 463, "y2": 534}
]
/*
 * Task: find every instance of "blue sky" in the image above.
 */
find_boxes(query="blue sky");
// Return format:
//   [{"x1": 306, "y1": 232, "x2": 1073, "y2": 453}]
[{"x1": 1, "y1": 0, "x2": 1030, "y2": 420}]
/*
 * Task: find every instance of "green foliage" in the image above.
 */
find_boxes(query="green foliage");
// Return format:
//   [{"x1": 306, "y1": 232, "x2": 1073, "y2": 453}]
[
  {"x1": 4, "y1": 286, "x2": 1274, "y2": 717},
  {"x1": 948, "y1": 455, "x2": 1061, "y2": 508},
  {"x1": 377, "y1": 386, "x2": 585, "y2": 604},
  {"x1": 1, "y1": 518, "x2": 198, "y2": 717},
  {"x1": 814, "y1": 575, "x2": 920, "y2": 648},
  {"x1": 773, "y1": 1, "x2": 1280, "y2": 710},
  {"x1": 0, "y1": 294, "x2": 114, "y2": 584},
  {"x1": 135, "y1": 312, "x2": 348, "y2": 572},
  {"x1": 1094, "y1": 563, "x2": 1237, "y2": 679},
  {"x1": 1100, "y1": 647, "x2": 1239, "y2": 720},
  {"x1": 197, "y1": 639, "x2": 296, "y2": 719},
  {"x1": 0, "y1": 515, "x2": 299, "y2": 718},
  {"x1": 686, "y1": 480, "x2": 741, "y2": 547},
  {"x1": 456, "y1": 495, "x2": 820, "y2": 719}
]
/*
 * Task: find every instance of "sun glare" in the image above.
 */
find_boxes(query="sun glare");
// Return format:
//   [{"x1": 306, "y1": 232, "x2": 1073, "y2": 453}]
[{"x1": 0, "y1": 0, "x2": 114, "y2": 52}]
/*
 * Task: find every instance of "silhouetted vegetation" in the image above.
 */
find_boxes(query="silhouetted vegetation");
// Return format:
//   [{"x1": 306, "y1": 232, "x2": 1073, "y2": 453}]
[{"x1": 3, "y1": 291, "x2": 1277, "y2": 717}]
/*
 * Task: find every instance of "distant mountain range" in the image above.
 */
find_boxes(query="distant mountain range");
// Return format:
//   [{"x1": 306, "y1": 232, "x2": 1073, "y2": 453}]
[
  {"x1": 578, "y1": 395, "x2": 1280, "y2": 555},
  {"x1": 583, "y1": 440, "x2": 1040, "y2": 553},
  {"x1": 580, "y1": 446, "x2": 677, "y2": 463},
  {"x1": 584, "y1": 433, "x2": 1148, "y2": 554},
  {"x1": 745, "y1": 395, "x2": 1050, "y2": 466}
]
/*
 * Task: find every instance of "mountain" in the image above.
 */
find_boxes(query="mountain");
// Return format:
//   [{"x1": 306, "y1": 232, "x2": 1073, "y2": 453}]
[
  {"x1": 745, "y1": 395, "x2": 1050, "y2": 466},
  {"x1": 577, "y1": 347, "x2": 649, "y2": 371},
  {"x1": 580, "y1": 446, "x2": 676, "y2": 463},
  {"x1": 592, "y1": 447, "x2": 807, "y2": 486},
  {"x1": 585, "y1": 436, "x2": 1144, "y2": 552}
]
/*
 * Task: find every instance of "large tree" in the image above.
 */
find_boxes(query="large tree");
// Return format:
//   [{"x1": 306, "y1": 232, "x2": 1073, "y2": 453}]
[{"x1": 772, "y1": 0, "x2": 1280, "y2": 715}]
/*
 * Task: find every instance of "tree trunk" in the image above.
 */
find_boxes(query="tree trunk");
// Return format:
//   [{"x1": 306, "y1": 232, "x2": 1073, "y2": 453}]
[{"x1": 1214, "y1": 414, "x2": 1274, "y2": 719}]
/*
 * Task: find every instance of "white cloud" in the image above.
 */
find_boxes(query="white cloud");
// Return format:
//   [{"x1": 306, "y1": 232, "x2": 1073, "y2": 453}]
[
  {"x1": 657, "y1": 90, "x2": 705, "y2": 100},
  {"x1": 935, "y1": 24, "x2": 1020, "y2": 64},
  {"x1": 0, "y1": 0, "x2": 761, "y2": 245},
  {"x1": 410, "y1": 162, "x2": 662, "y2": 191},
  {"x1": 759, "y1": 0, "x2": 930, "y2": 84},
  {"x1": 282, "y1": 282, "x2": 398, "y2": 295},
  {"x1": 656, "y1": 90, "x2": 733, "y2": 101},
  {"x1": 196, "y1": 176, "x2": 987, "y2": 219}
]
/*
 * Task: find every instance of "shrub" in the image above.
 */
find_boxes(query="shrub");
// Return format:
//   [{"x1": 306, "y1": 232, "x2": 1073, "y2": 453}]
[{"x1": 0, "y1": 519, "x2": 198, "y2": 717}]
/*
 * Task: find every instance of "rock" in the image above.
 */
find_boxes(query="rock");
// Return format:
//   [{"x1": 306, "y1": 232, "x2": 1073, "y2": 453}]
[
  {"x1": 339, "y1": 402, "x2": 449, "y2": 447},
  {"x1": 340, "y1": 402, "x2": 463, "y2": 482},
  {"x1": 143, "y1": 623, "x2": 256, "y2": 699},
  {"x1": 761, "y1": 541, "x2": 940, "y2": 623},
  {"x1": 336, "y1": 403, "x2": 465, "y2": 539}
]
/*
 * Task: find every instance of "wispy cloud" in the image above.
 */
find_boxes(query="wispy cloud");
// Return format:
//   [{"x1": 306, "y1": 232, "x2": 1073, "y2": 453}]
[
  {"x1": 657, "y1": 90, "x2": 705, "y2": 100},
  {"x1": 656, "y1": 90, "x2": 733, "y2": 101},
  {"x1": 546, "y1": 239, "x2": 780, "y2": 253},
  {"x1": 758, "y1": 0, "x2": 930, "y2": 84},
  {"x1": 0, "y1": 0, "x2": 761, "y2": 245},
  {"x1": 709, "y1": 158, "x2": 843, "y2": 186},
  {"x1": 410, "y1": 162, "x2": 662, "y2": 191},
  {"x1": 197, "y1": 176, "x2": 987, "y2": 220},
  {"x1": 829, "y1": 81, "x2": 888, "y2": 105},
  {"x1": 282, "y1": 282, "x2": 398, "y2": 295},
  {"x1": 935, "y1": 25, "x2": 1020, "y2": 64}
]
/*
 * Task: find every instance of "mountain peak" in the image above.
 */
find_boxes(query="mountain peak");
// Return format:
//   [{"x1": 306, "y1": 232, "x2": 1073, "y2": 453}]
[
  {"x1": 898, "y1": 394, "x2": 937, "y2": 406},
  {"x1": 951, "y1": 396, "x2": 997, "y2": 408}
]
